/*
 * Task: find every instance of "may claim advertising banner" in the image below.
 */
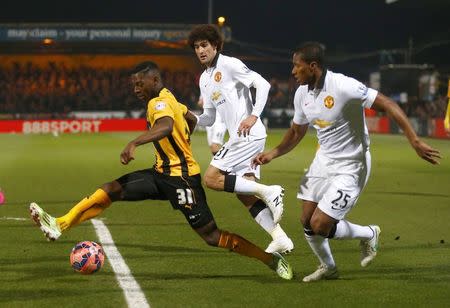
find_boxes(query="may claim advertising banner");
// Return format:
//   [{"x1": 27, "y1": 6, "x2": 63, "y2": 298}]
[{"x1": 0, "y1": 119, "x2": 147, "y2": 134}]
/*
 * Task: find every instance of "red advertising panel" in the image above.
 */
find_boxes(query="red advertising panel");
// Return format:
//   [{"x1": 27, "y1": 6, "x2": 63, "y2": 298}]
[
  {"x1": 432, "y1": 118, "x2": 448, "y2": 138},
  {"x1": 0, "y1": 119, "x2": 147, "y2": 134}
]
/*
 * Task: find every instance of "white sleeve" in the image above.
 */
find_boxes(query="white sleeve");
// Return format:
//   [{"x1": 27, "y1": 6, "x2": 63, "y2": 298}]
[
  {"x1": 228, "y1": 58, "x2": 270, "y2": 118},
  {"x1": 196, "y1": 107, "x2": 216, "y2": 127},
  {"x1": 339, "y1": 75, "x2": 378, "y2": 108},
  {"x1": 199, "y1": 76, "x2": 214, "y2": 109},
  {"x1": 292, "y1": 88, "x2": 309, "y2": 125},
  {"x1": 228, "y1": 57, "x2": 257, "y2": 88},
  {"x1": 250, "y1": 75, "x2": 270, "y2": 118}
]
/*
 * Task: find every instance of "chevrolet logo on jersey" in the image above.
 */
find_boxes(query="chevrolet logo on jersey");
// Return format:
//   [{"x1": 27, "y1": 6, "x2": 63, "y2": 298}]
[
  {"x1": 211, "y1": 91, "x2": 221, "y2": 102},
  {"x1": 324, "y1": 95, "x2": 335, "y2": 109},
  {"x1": 214, "y1": 71, "x2": 222, "y2": 82},
  {"x1": 314, "y1": 119, "x2": 334, "y2": 128}
]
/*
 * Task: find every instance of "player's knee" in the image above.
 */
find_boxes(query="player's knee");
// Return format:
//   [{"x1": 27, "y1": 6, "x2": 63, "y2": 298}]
[
  {"x1": 100, "y1": 181, "x2": 122, "y2": 201},
  {"x1": 204, "y1": 236, "x2": 218, "y2": 247},
  {"x1": 195, "y1": 221, "x2": 220, "y2": 246},
  {"x1": 310, "y1": 216, "x2": 331, "y2": 237},
  {"x1": 201, "y1": 230, "x2": 220, "y2": 247},
  {"x1": 300, "y1": 213, "x2": 312, "y2": 228}
]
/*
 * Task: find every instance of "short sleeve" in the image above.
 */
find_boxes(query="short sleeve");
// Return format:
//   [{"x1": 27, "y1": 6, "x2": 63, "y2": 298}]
[
  {"x1": 339, "y1": 75, "x2": 378, "y2": 109},
  {"x1": 292, "y1": 88, "x2": 309, "y2": 125},
  {"x1": 178, "y1": 102, "x2": 188, "y2": 115},
  {"x1": 148, "y1": 99, "x2": 174, "y2": 122}
]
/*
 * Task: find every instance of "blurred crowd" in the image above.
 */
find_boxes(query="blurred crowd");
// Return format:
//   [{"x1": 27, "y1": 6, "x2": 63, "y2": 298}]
[
  {"x1": 0, "y1": 62, "x2": 200, "y2": 117},
  {"x1": 399, "y1": 95, "x2": 448, "y2": 119},
  {"x1": 0, "y1": 62, "x2": 447, "y2": 121}
]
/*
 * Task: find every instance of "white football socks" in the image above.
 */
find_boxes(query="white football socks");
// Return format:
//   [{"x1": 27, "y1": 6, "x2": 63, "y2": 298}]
[
  {"x1": 233, "y1": 176, "x2": 267, "y2": 196},
  {"x1": 255, "y1": 208, "x2": 288, "y2": 240},
  {"x1": 333, "y1": 220, "x2": 374, "y2": 240},
  {"x1": 305, "y1": 233, "x2": 336, "y2": 269}
]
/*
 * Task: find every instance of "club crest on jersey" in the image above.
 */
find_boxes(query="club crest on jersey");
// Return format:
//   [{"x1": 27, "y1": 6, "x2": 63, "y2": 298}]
[
  {"x1": 324, "y1": 95, "x2": 334, "y2": 109},
  {"x1": 214, "y1": 71, "x2": 222, "y2": 82},
  {"x1": 155, "y1": 101, "x2": 166, "y2": 110}
]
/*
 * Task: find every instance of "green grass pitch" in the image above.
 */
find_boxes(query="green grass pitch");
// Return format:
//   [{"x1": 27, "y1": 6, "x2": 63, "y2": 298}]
[{"x1": 0, "y1": 130, "x2": 449, "y2": 307}]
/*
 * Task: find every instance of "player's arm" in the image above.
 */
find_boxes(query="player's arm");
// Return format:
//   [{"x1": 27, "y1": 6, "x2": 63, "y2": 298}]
[
  {"x1": 197, "y1": 96, "x2": 204, "y2": 108},
  {"x1": 184, "y1": 110, "x2": 198, "y2": 134},
  {"x1": 252, "y1": 123, "x2": 308, "y2": 167},
  {"x1": 238, "y1": 74, "x2": 270, "y2": 137},
  {"x1": 194, "y1": 107, "x2": 216, "y2": 127},
  {"x1": 250, "y1": 74, "x2": 271, "y2": 118},
  {"x1": 195, "y1": 81, "x2": 217, "y2": 127},
  {"x1": 372, "y1": 93, "x2": 441, "y2": 164},
  {"x1": 176, "y1": 102, "x2": 197, "y2": 134},
  {"x1": 120, "y1": 116, "x2": 173, "y2": 165},
  {"x1": 228, "y1": 58, "x2": 270, "y2": 136}
]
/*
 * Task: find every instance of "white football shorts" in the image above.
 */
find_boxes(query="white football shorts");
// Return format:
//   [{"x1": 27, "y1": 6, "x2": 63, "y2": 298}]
[
  {"x1": 298, "y1": 150, "x2": 371, "y2": 220},
  {"x1": 206, "y1": 121, "x2": 227, "y2": 146},
  {"x1": 210, "y1": 137, "x2": 265, "y2": 179}
]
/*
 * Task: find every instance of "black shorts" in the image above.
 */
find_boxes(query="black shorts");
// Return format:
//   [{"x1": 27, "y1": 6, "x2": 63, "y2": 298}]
[{"x1": 115, "y1": 168, "x2": 214, "y2": 229}]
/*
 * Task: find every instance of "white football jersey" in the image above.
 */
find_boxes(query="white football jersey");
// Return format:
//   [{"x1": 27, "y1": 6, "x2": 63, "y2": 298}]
[
  {"x1": 293, "y1": 70, "x2": 378, "y2": 160},
  {"x1": 199, "y1": 54, "x2": 267, "y2": 141}
]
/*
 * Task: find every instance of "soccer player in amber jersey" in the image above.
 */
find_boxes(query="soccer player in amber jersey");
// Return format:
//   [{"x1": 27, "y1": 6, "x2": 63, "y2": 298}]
[
  {"x1": 29, "y1": 61, "x2": 293, "y2": 280},
  {"x1": 253, "y1": 42, "x2": 441, "y2": 282}
]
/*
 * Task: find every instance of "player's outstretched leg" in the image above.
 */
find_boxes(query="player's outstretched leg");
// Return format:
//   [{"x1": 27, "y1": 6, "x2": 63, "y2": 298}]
[
  {"x1": 360, "y1": 225, "x2": 381, "y2": 267},
  {"x1": 218, "y1": 173, "x2": 285, "y2": 224},
  {"x1": 303, "y1": 227, "x2": 338, "y2": 282},
  {"x1": 302, "y1": 263, "x2": 339, "y2": 282},
  {"x1": 260, "y1": 185, "x2": 285, "y2": 224},
  {"x1": 215, "y1": 230, "x2": 293, "y2": 280},
  {"x1": 57, "y1": 188, "x2": 111, "y2": 231},
  {"x1": 241, "y1": 197, "x2": 294, "y2": 254},
  {"x1": 29, "y1": 202, "x2": 62, "y2": 241}
]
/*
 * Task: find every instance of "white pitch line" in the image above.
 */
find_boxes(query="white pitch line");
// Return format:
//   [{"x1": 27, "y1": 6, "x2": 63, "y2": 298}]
[
  {"x1": 91, "y1": 219, "x2": 150, "y2": 308},
  {"x1": 0, "y1": 216, "x2": 28, "y2": 221}
]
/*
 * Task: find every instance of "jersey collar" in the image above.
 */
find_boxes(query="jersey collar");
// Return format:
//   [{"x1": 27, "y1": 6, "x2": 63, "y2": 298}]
[
  {"x1": 159, "y1": 87, "x2": 171, "y2": 98},
  {"x1": 309, "y1": 68, "x2": 328, "y2": 93},
  {"x1": 208, "y1": 52, "x2": 220, "y2": 69}
]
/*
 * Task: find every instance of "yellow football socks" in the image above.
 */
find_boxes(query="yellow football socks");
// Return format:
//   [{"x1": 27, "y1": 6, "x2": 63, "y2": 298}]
[
  {"x1": 218, "y1": 230, "x2": 273, "y2": 265},
  {"x1": 69, "y1": 205, "x2": 105, "y2": 228},
  {"x1": 57, "y1": 189, "x2": 111, "y2": 231}
]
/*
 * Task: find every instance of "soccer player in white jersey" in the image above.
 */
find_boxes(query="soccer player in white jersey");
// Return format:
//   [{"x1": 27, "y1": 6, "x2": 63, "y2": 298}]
[
  {"x1": 187, "y1": 24, "x2": 294, "y2": 254},
  {"x1": 198, "y1": 95, "x2": 227, "y2": 156},
  {"x1": 253, "y1": 42, "x2": 441, "y2": 281}
]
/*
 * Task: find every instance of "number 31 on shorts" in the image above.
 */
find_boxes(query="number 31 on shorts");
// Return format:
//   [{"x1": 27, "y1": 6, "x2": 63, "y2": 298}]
[
  {"x1": 176, "y1": 188, "x2": 194, "y2": 205},
  {"x1": 213, "y1": 146, "x2": 229, "y2": 160}
]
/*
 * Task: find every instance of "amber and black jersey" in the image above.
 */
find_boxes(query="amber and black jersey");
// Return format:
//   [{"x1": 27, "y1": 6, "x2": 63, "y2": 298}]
[{"x1": 146, "y1": 88, "x2": 201, "y2": 177}]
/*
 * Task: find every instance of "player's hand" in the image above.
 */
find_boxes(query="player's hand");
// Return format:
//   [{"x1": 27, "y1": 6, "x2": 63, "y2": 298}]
[
  {"x1": 251, "y1": 151, "x2": 274, "y2": 168},
  {"x1": 238, "y1": 115, "x2": 258, "y2": 137},
  {"x1": 412, "y1": 139, "x2": 441, "y2": 165},
  {"x1": 120, "y1": 142, "x2": 136, "y2": 165}
]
